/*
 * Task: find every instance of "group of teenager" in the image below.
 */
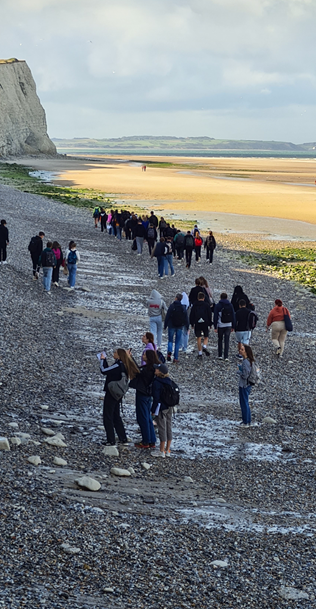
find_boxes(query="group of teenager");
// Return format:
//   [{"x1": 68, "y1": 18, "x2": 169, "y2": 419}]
[
  {"x1": 27, "y1": 231, "x2": 80, "y2": 294},
  {"x1": 93, "y1": 206, "x2": 217, "y2": 269}
]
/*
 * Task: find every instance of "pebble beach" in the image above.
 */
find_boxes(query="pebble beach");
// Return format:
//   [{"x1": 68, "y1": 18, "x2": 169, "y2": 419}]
[{"x1": 0, "y1": 181, "x2": 316, "y2": 608}]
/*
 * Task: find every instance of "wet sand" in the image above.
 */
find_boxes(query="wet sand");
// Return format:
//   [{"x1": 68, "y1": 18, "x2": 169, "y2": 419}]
[{"x1": 12, "y1": 155, "x2": 316, "y2": 239}]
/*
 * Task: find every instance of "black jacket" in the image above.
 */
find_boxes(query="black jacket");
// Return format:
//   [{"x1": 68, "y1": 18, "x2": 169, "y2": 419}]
[
  {"x1": 40, "y1": 248, "x2": 57, "y2": 268},
  {"x1": 153, "y1": 242, "x2": 167, "y2": 257},
  {"x1": 189, "y1": 301, "x2": 213, "y2": 327},
  {"x1": 100, "y1": 358, "x2": 127, "y2": 391},
  {"x1": 184, "y1": 234, "x2": 195, "y2": 250},
  {"x1": 28, "y1": 235, "x2": 43, "y2": 258},
  {"x1": 135, "y1": 223, "x2": 146, "y2": 238},
  {"x1": 235, "y1": 307, "x2": 251, "y2": 332},
  {"x1": 150, "y1": 214, "x2": 158, "y2": 227},
  {"x1": 129, "y1": 365, "x2": 155, "y2": 395},
  {"x1": 164, "y1": 300, "x2": 189, "y2": 329},
  {"x1": 0, "y1": 225, "x2": 9, "y2": 246},
  {"x1": 205, "y1": 235, "x2": 216, "y2": 250},
  {"x1": 189, "y1": 286, "x2": 210, "y2": 306},
  {"x1": 231, "y1": 290, "x2": 250, "y2": 312}
]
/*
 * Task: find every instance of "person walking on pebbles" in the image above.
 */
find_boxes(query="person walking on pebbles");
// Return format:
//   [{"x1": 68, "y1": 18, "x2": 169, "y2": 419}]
[
  {"x1": 0, "y1": 219, "x2": 9, "y2": 264},
  {"x1": 28, "y1": 231, "x2": 45, "y2": 279},
  {"x1": 151, "y1": 363, "x2": 176, "y2": 458},
  {"x1": 238, "y1": 344, "x2": 256, "y2": 425},
  {"x1": 40, "y1": 241, "x2": 56, "y2": 294},
  {"x1": 65, "y1": 241, "x2": 80, "y2": 289},
  {"x1": 266, "y1": 299, "x2": 292, "y2": 357}
]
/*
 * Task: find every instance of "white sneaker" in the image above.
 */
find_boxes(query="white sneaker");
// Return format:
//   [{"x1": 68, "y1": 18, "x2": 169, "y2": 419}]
[
  {"x1": 165, "y1": 450, "x2": 171, "y2": 458},
  {"x1": 2, "y1": 260, "x2": 7, "y2": 264},
  {"x1": 151, "y1": 451, "x2": 165, "y2": 458}
]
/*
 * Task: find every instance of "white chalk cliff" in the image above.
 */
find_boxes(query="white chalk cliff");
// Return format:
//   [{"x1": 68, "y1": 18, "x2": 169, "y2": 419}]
[{"x1": 0, "y1": 59, "x2": 56, "y2": 157}]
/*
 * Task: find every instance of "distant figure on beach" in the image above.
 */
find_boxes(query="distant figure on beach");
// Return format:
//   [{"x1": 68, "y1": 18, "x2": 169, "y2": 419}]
[
  {"x1": 28, "y1": 231, "x2": 45, "y2": 280},
  {"x1": 0, "y1": 219, "x2": 9, "y2": 264},
  {"x1": 40, "y1": 241, "x2": 56, "y2": 295},
  {"x1": 93, "y1": 206, "x2": 100, "y2": 228},
  {"x1": 142, "y1": 165, "x2": 147, "y2": 172},
  {"x1": 238, "y1": 344, "x2": 257, "y2": 425},
  {"x1": 266, "y1": 299, "x2": 292, "y2": 357}
]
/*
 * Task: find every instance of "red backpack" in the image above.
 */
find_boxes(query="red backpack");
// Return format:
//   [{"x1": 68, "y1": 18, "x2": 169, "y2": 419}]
[{"x1": 195, "y1": 236, "x2": 203, "y2": 247}]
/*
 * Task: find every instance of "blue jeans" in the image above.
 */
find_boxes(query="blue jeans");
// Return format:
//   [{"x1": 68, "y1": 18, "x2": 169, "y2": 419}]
[
  {"x1": 136, "y1": 236, "x2": 144, "y2": 253},
  {"x1": 166, "y1": 254, "x2": 174, "y2": 276},
  {"x1": 116, "y1": 227, "x2": 122, "y2": 240},
  {"x1": 239, "y1": 386, "x2": 252, "y2": 424},
  {"x1": 42, "y1": 267, "x2": 53, "y2": 291},
  {"x1": 157, "y1": 256, "x2": 166, "y2": 277},
  {"x1": 150, "y1": 315, "x2": 163, "y2": 347},
  {"x1": 168, "y1": 326, "x2": 182, "y2": 360},
  {"x1": 68, "y1": 263, "x2": 77, "y2": 287},
  {"x1": 181, "y1": 325, "x2": 189, "y2": 351},
  {"x1": 235, "y1": 331, "x2": 251, "y2": 345},
  {"x1": 136, "y1": 392, "x2": 156, "y2": 445}
]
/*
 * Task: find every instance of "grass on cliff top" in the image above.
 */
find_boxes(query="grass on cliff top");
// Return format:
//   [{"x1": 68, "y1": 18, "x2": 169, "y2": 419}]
[
  {"x1": 224, "y1": 236, "x2": 316, "y2": 294},
  {"x1": 0, "y1": 162, "x2": 195, "y2": 231}
]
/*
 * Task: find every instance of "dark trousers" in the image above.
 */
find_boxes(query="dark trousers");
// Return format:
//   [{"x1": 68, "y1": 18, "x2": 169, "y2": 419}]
[
  {"x1": 185, "y1": 249, "x2": 193, "y2": 267},
  {"x1": 101, "y1": 218, "x2": 107, "y2": 232},
  {"x1": 218, "y1": 326, "x2": 231, "y2": 359},
  {"x1": 136, "y1": 392, "x2": 156, "y2": 445},
  {"x1": 125, "y1": 227, "x2": 132, "y2": 240},
  {"x1": 0, "y1": 246, "x2": 7, "y2": 261},
  {"x1": 103, "y1": 391, "x2": 127, "y2": 444},
  {"x1": 147, "y1": 238, "x2": 156, "y2": 255},
  {"x1": 52, "y1": 264, "x2": 61, "y2": 283},
  {"x1": 31, "y1": 253, "x2": 40, "y2": 276},
  {"x1": 176, "y1": 246, "x2": 184, "y2": 259},
  {"x1": 239, "y1": 386, "x2": 252, "y2": 425},
  {"x1": 195, "y1": 246, "x2": 201, "y2": 261},
  {"x1": 206, "y1": 247, "x2": 214, "y2": 263}
]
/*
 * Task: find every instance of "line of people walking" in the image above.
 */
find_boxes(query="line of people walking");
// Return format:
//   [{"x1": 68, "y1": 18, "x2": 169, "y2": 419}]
[{"x1": 27, "y1": 231, "x2": 80, "y2": 294}]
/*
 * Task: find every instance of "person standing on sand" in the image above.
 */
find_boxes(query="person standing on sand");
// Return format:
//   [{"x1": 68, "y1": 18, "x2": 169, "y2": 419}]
[
  {"x1": 28, "y1": 231, "x2": 45, "y2": 279},
  {"x1": 266, "y1": 299, "x2": 291, "y2": 357},
  {"x1": 205, "y1": 231, "x2": 216, "y2": 263},
  {"x1": 0, "y1": 219, "x2": 9, "y2": 264},
  {"x1": 184, "y1": 231, "x2": 195, "y2": 269},
  {"x1": 65, "y1": 241, "x2": 80, "y2": 289}
]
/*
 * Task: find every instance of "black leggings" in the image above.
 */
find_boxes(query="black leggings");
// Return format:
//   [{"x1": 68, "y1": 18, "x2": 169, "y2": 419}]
[{"x1": 103, "y1": 391, "x2": 127, "y2": 444}]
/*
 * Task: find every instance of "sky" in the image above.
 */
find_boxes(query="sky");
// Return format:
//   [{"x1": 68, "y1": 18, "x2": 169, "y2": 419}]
[{"x1": 1, "y1": 0, "x2": 316, "y2": 142}]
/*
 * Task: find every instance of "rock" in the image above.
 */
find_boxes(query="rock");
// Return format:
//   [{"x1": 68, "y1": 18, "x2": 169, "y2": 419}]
[
  {"x1": 183, "y1": 476, "x2": 194, "y2": 483},
  {"x1": 279, "y1": 586, "x2": 309, "y2": 600},
  {"x1": 262, "y1": 416, "x2": 277, "y2": 424},
  {"x1": 54, "y1": 432, "x2": 65, "y2": 440},
  {"x1": 128, "y1": 466, "x2": 136, "y2": 475},
  {"x1": 110, "y1": 467, "x2": 131, "y2": 477},
  {"x1": 18, "y1": 433, "x2": 31, "y2": 439},
  {"x1": 10, "y1": 437, "x2": 21, "y2": 446},
  {"x1": 97, "y1": 425, "x2": 104, "y2": 430},
  {"x1": 102, "y1": 445, "x2": 119, "y2": 457},
  {"x1": 40, "y1": 405, "x2": 49, "y2": 410},
  {"x1": 27, "y1": 455, "x2": 41, "y2": 466},
  {"x1": 41, "y1": 427, "x2": 56, "y2": 436},
  {"x1": 30, "y1": 440, "x2": 41, "y2": 446},
  {"x1": 81, "y1": 287, "x2": 91, "y2": 292},
  {"x1": 45, "y1": 436, "x2": 67, "y2": 447},
  {"x1": 53, "y1": 457, "x2": 67, "y2": 466},
  {"x1": 103, "y1": 588, "x2": 115, "y2": 594},
  {"x1": 141, "y1": 462, "x2": 152, "y2": 471},
  {"x1": 210, "y1": 560, "x2": 228, "y2": 568},
  {"x1": 0, "y1": 437, "x2": 10, "y2": 451},
  {"x1": 76, "y1": 476, "x2": 101, "y2": 491},
  {"x1": 8, "y1": 422, "x2": 19, "y2": 428},
  {"x1": 216, "y1": 498, "x2": 226, "y2": 503},
  {"x1": 60, "y1": 543, "x2": 81, "y2": 555}
]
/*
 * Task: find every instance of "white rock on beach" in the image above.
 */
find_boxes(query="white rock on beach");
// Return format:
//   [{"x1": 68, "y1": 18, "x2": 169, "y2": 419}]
[
  {"x1": 0, "y1": 437, "x2": 10, "y2": 451},
  {"x1": 279, "y1": 586, "x2": 309, "y2": 600},
  {"x1": 262, "y1": 416, "x2": 277, "y2": 424},
  {"x1": 183, "y1": 476, "x2": 194, "y2": 483},
  {"x1": 141, "y1": 462, "x2": 152, "y2": 471},
  {"x1": 111, "y1": 467, "x2": 131, "y2": 477},
  {"x1": 8, "y1": 422, "x2": 19, "y2": 428},
  {"x1": 53, "y1": 457, "x2": 67, "y2": 466},
  {"x1": 45, "y1": 436, "x2": 67, "y2": 448},
  {"x1": 27, "y1": 455, "x2": 41, "y2": 466},
  {"x1": 40, "y1": 405, "x2": 49, "y2": 410},
  {"x1": 76, "y1": 476, "x2": 101, "y2": 491},
  {"x1": 102, "y1": 445, "x2": 119, "y2": 457},
  {"x1": 41, "y1": 428, "x2": 56, "y2": 436},
  {"x1": 210, "y1": 560, "x2": 228, "y2": 568},
  {"x1": 61, "y1": 543, "x2": 81, "y2": 555},
  {"x1": 128, "y1": 466, "x2": 136, "y2": 475},
  {"x1": 10, "y1": 437, "x2": 21, "y2": 446}
]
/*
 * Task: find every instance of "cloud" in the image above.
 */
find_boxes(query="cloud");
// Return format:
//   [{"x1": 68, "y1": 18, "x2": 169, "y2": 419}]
[{"x1": 0, "y1": 0, "x2": 315, "y2": 141}]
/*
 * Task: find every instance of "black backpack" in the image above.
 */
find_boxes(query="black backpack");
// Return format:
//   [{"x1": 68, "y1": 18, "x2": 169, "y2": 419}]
[
  {"x1": 28, "y1": 236, "x2": 38, "y2": 253},
  {"x1": 221, "y1": 305, "x2": 233, "y2": 324},
  {"x1": 247, "y1": 310, "x2": 258, "y2": 330},
  {"x1": 161, "y1": 379, "x2": 180, "y2": 407},
  {"x1": 147, "y1": 227, "x2": 155, "y2": 239},
  {"x1": 176, "y1": 233, "x2": 185, "y2": 246},
  {"x1": 169, "y1": 304, "x2": 187, "y2": 328},
  {"x1": 185, "y1": 235, "x2": 194, "y2": 249},
  {"x1": 43, "y1": 250, "x2": 55, "y2": 267}
]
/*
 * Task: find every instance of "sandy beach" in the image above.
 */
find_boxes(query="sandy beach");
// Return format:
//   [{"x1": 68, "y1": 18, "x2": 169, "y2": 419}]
[{"x1": 12, "y1": 155, "x2": 316, "y2": 239}]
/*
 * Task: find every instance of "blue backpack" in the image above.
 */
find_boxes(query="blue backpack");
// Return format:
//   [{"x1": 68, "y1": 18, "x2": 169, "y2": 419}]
[{"x1": 68, "y1": 250, "x2": 77, "y2": 264}]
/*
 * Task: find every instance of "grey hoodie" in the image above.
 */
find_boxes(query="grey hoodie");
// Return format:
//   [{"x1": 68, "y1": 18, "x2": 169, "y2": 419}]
[{"x1": 147, "y1": 289, "x2": 167, "y2": 318}]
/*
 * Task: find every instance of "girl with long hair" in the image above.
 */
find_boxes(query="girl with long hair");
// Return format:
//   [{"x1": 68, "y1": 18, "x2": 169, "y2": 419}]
[
  {"x1": 130, "y1": 349, "x2": 159, "y2": 449},
  {"x1": 141, "y1": 331, "x2": 156, "y2": 365},
  {"x1": 238, "y1": 344, "x2": 255, "y2": 425},
  {"x1": 52, "y1": 241, "x2": 63, "y2": 287},
  {"x1": 100, "y1": 348, "x2": 139, "y2": 445}
]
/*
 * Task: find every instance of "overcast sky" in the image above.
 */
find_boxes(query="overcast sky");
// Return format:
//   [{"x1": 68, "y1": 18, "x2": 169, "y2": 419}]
[{"x1": 1, "y1": 0, "x2": 316, "y2": 142}]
